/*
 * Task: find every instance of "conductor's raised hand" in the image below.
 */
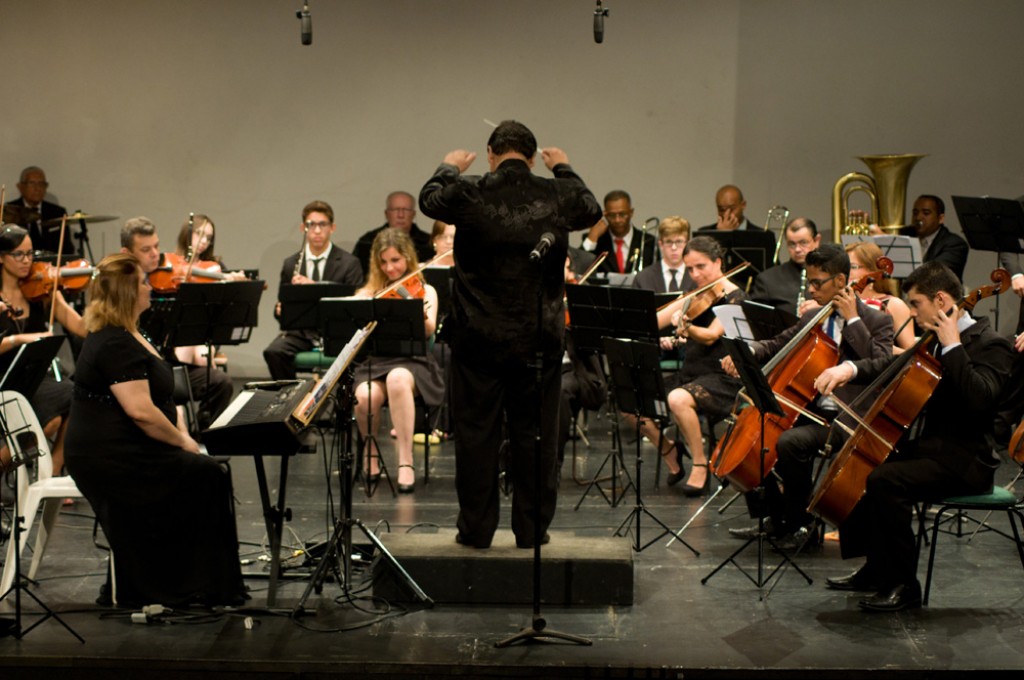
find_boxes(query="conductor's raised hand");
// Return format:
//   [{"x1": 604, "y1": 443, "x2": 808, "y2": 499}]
[
  {"x1": 443, "y1": 150, "x2": 477, "y2": 173},
  {"x1": 541, "y1": 147, "x2": 569, "y2": 170}
]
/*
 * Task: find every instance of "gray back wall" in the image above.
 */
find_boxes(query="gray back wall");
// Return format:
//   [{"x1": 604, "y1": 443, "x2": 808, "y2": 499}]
[{"x1": 3, "y1": 1, "x2": 1021, "y2": 375}]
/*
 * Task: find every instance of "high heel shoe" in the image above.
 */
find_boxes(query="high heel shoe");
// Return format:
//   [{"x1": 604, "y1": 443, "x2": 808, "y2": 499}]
[
  {"x1": 682, "y1": 463, "x2": 710, "y2": 497},
  {"x1": 397, "y1": 464, "x2": 416, "y2": 494},
  {"x1": 662, "y1": 442, "x2": 687, "y2": 487}
]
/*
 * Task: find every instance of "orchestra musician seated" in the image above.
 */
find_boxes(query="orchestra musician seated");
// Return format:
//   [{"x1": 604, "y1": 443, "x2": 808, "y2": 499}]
[
  {"x1": 814, "y1": 261, "x2": 1012, "y2": 611},
  {"x1": 632, "y1": 215, "x2": 694, "y2": 365},
  {"x1": 0, "y1": 224, "x2": 86, "y2": 474},
  {"x1": 632, "y1": 236, "x2": 745, "y2": 496},
  {"x1": 64, "y1": 253, "x2": 246, "y2": 608},
  {"x1": 845, "y1": 241, "x2": 915, "y2": 353},
  {"x1": 748, "y1": 217, "x2": 821, "y2": 318},
  {"x1": 352, "y1": 228, "x2": 444, "y2": 494},
  {"x1": 430, "y1": 220, "x2": 455, "y2": 267},
  {"x1": 722, "y1": 243, "x2": 893, "y2": 550}
]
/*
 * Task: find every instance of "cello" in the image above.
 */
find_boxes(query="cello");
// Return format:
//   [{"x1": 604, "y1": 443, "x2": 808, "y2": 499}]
[
  {"x1": 709, "y1": 259, "x2": 894, "y2": 493},
  {"x1": 807, "y1": 268, "x2": 1012, "y2": 527}
]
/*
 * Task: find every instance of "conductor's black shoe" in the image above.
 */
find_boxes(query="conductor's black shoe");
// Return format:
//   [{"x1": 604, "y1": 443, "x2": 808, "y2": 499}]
[
  {"x1": 858, "y1": 581, "x2": 922, "y2": 612},
  {"x1": 516, "y1": 532, "x2": 550, "y2": 549},
  {"x1": 455, "y1": 533, "x2": 490, "y2": 549},
  {"x1": 826, "y1": 565, "x2": 879, "y2": 592}
]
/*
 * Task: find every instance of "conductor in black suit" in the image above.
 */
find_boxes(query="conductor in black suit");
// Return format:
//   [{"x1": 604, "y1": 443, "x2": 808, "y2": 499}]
[
  {"x1": 263, "y1": 200, "x2": 363, "y2": 380},
  {"x1": 698, "y1": 184, "x2": 763, "y2": 232},
  {"x1": 580, "y1": 190, "x2": 656, "y2": 275},
  {"x1": 4, "y1": 166, "x2": 72, "y2": 255}
]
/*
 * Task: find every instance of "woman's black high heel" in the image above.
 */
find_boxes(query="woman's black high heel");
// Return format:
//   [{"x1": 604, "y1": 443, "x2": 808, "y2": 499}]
[
  {"x1": 682, "y1": 463, "x2": 710, "y2": 497},
  {"x1": 662, "y1": 442, "x2": 687, "y2": 486}
]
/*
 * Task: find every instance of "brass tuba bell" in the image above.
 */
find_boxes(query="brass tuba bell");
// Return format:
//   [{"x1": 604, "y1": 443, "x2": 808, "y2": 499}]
[{"x1": 831, "y1": 154, "x2": 926, "y2": 242}]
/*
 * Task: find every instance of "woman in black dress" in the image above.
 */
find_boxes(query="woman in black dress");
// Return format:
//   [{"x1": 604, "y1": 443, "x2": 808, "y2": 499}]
[
  {"x1": 353, "y1": 228, "x2": 444, "y2": 493},
  {"x1": 0, "y1": 224, "x2": 85, "y2": 473},
  {"x1": 64, "y1": 253, "x2": 245, "y2": 608}
]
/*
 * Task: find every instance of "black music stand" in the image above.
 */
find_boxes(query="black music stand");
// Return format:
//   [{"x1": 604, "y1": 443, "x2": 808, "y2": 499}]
[
  {"x1": 278, "y1": 283, "x2": 355, "y2": 331},
  {"x1": 319, "y1": 297, "x2": 427, "y2": 497},
  {"x1": 953, "y1": 195, "x2": 1024, "y2": 328},
  {"x1": 700, "y1": 230, "x2": 775, "y2": 291},
  {"x1": 742, "y1": 300, "x2": 799, "y2": 341},
  {"x1": 0, "y1": 336, "x2": 65, "y2": 397},
  {"x1": 566, "y1": 285, "x2": 661, "y2": 508},
  {"x1": 603, "y1": 337, "x2": 699, "y2": 555},
  {"x1": 421, "y1": 267, "x2": 452, "y2": 322},
  {"x1": 701, "y1": 338, "x2": 812, "y2": 598}
]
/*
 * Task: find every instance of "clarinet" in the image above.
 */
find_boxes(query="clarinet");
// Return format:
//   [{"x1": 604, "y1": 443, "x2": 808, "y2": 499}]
[
  {"x1": 293, "y1": 231, "x2": 307, "y2": 279},
  {"x1": 796, "y1": 266, "x2": 808, "y2": 310}
]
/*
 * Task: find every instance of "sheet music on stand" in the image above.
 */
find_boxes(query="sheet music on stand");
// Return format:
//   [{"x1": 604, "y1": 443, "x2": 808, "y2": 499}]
[
  {"x1": 712, "y1": 304, "x2": 756, "y2": 342},
  {"x1": 291, "y1": 322, "x2": 377, "y2": 427},
  {"x1": 841, "y1": 235, "x2": 922, "y2": 278}
]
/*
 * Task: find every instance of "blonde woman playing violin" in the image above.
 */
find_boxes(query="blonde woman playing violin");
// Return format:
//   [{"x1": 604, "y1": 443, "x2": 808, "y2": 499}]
[{"x1": 353, "y1": 228, "x2": 444, "y2": 494}]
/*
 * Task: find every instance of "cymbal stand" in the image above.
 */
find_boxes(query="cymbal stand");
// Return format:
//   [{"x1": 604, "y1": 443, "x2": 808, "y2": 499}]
[
  {"x1": 292, "y1": 378, "x2": 430, "y2": 617},
  {"x1": 0, "y1": 407, "x2": 83, "y2": 642}
]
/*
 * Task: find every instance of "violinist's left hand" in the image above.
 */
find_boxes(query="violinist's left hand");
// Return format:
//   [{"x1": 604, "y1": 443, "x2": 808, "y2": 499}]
[
  {"x1": 920, "y1": 307, "x2": 961, "y2": 348},
  {"x1": 833, "y1": 286, "x2": 859, "y2": 320}
]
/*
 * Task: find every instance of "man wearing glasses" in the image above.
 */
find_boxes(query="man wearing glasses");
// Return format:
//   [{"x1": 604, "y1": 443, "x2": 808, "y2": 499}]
[
  {"x1": 352, "y1": 191, "x2": 434, "y2": 273},
  {"x1": 749, "y1": 217, "x2": 822, "y2": 317},
  {"x1": 4, "y1": 166, "x2": 72, "y2": 255},
  {"x1": 263, "y1": 200, "x2": 363, "y2": 380},
  {"x1": 580, "y1": 189, "x2": 656, "y2": 276}
]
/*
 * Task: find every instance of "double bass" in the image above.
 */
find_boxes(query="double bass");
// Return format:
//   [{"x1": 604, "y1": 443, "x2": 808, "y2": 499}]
[
  {"x1": 709, "y1": 259, "x2": 894, "y2": 492},
  {"x1": 808, "y1": 268, "x2": 1012, "y2": 527}
]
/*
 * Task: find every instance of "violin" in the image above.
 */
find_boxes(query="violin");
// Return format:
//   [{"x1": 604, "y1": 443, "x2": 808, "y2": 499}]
[
  {"x1": 148, "y1": 252, "x2": 230, "y2": 294},
  {"x1": 709, "y1": 258, "x2": 894, "y2": 492},
  {"x1": 19, "y1": 259, "x2": 95, "y2": 302},
  {"x1": 808, "y1": 268, "x2": 1012, "y2": 527},
  {"x1": 656, "y1": 263, "x2": 749, "y2": 333},
  {"x1": 374, "y1": 248, "x2": 452, "y2": 300}
]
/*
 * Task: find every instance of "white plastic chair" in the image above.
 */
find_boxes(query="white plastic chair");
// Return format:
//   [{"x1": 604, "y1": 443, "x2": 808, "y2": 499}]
[{"x1": 0, "y1": 391, "x2": 85, "y2": 595}]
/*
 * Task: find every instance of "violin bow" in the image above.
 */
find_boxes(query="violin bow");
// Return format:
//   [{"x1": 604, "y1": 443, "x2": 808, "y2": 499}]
[{"x1": 48, "y1": 214, "x2": 68, "y2": 329}]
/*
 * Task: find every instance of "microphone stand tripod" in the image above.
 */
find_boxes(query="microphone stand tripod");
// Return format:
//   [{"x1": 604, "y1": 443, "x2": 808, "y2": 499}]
[
  {"x1": 496, "y1": 250, "x2": 590, "y2": 648},
  {"x1": 0, "y1": 406, "x2": 83, "y2": 642}
]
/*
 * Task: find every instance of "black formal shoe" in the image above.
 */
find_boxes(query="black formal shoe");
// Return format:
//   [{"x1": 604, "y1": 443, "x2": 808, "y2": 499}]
[
  {"x1": 728, "y1": 519, "x2": 780, "y2": 540},
  {"x1": 858, "y1": 582, "x2": 922, "y2": 612},
  {"x1": 773, "y1": 524, "x2": 823, "y2": 552},
  {"x1": 397, "y1": 464, "x2": 415, "y2": 494},
  {"x1": 681, "y1": 464, "x2": 710, "y2": 497},
  {"x1": 516, "y1": 532, "x2": 551, "y2": 549},
  {"x1": 826, "y1": 566, "x2": 879, "y2": 591},
  {"x1": 455, "y1": 533, "x2": 491, "y2": 549}
]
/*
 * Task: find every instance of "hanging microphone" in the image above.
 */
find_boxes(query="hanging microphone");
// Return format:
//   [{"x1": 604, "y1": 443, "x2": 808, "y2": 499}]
[
  {"x1": 297, "y1": 2, "x2": 312, "y2": 45},
  {"x1": 593, "y1": 1, "x2": 609, "y2": 44},
  {"x1": 529, "y1": 233, "x2": 556, "y2": 263}
]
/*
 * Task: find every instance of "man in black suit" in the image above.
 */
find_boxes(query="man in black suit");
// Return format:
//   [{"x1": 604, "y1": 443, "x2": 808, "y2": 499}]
[
  {"x1": 749, "y1": 217, "x2": 821, "y2": 317},
  {"x1": 420, "y1": 120, "x2": 602, "y2": 549},
  {"x1": 352, "y1": 191, "x2": 434, "y2": 273},
  {"x1": 725, "y1": 243, "x2": 894, "y2": 548},
  {"x1": 580, "y1": 189, "x2": 656, "y2": 275},
  {"x1": 815, "y1": 261, "x2": 1012, "y2": 611},
  {"x1": 4, "y1": 166, "x2": 72, "y2": 255},
  {"x1": 263, "y1": 200, "x2": 364, "y2": 380},
  {"x1": 698, "y1": 184, "x2": 763, "y2": 232},
  {"x1": 912, "y1": 195, "x2": 968, "y2": 281}
]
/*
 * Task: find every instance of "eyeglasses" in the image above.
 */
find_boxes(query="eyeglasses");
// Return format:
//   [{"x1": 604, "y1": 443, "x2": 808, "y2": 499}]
[
  {"x1": 605, "y1": 211, "x2": 631, "y2": 220},
  {"x1": 21, "y1": 181, "x2": 48, "y2": 188},
  {"x1": 787, "y1": 239, "x2": 815, "y2": 250},
  {"x1": 386, "y1": 207, "x2": 414, "y2": 214},
  {"x1": 4, "y1": 250, "x2": 34, "y2": 262},
  {"x1": 661, "y1": 239, "x2": 687, "y2": 249},
  {"x1": 806, "y1": 274, "x2": 836, "y2": 289},
  {"x1": 304, "y1": 221, "x2": 331, "y2": 231}
]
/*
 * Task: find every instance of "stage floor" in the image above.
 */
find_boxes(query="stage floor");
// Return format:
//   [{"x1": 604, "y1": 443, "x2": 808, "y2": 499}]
[{"x1": 3, "y1": 403, "x2": 1024, "y2": 679}]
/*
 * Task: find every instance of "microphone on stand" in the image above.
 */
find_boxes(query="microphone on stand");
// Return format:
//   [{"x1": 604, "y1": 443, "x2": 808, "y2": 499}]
[
  {"x1": 593, "y1": 1, "x2": 609, "y2": 44},
  {"x1": 529, "y1": 233, "x2": 556, "y2": 263},
  {"x1": 297, "y1": 2, "x2": 312, "y2": 45}
]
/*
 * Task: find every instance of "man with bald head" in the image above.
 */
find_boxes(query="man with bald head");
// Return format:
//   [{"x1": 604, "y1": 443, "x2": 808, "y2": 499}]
[
  {"x1": 353, "y1": 191, "x2": 434, "y2": 272},
  {"x1": 699, "y1": 184, "x2": 763, "y2": 232},
  {"x1": 5, "y1": 165, "x2": 73, "y2": 254}
]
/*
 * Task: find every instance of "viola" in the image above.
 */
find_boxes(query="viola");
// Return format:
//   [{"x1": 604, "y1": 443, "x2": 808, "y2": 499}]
[
  {"x1": 19, "y1": 259, "x2": 95, "y2": 302},
  {"x1": 709, "y1": 258, "x2": 894, "y2": 492},
  {"x1": 148, "y1": 252, "x2": 228, "y2": 294},
  {"x1": 808, "y1": 268, "x2": 1012, "y2": 527}
]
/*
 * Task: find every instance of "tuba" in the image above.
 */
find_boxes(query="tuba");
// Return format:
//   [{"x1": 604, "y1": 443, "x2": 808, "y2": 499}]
[{"x1": 831, "y1": 154, "x2": 926, "y2": 241}]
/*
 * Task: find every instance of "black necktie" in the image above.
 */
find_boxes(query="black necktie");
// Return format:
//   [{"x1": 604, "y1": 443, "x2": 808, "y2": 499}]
[
  {"x1": 668, "y1": 269, "x2": 680, "y2": 292},
  {"x1": 311, "y1": 257, "x2": 323, "y2": 282}
]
